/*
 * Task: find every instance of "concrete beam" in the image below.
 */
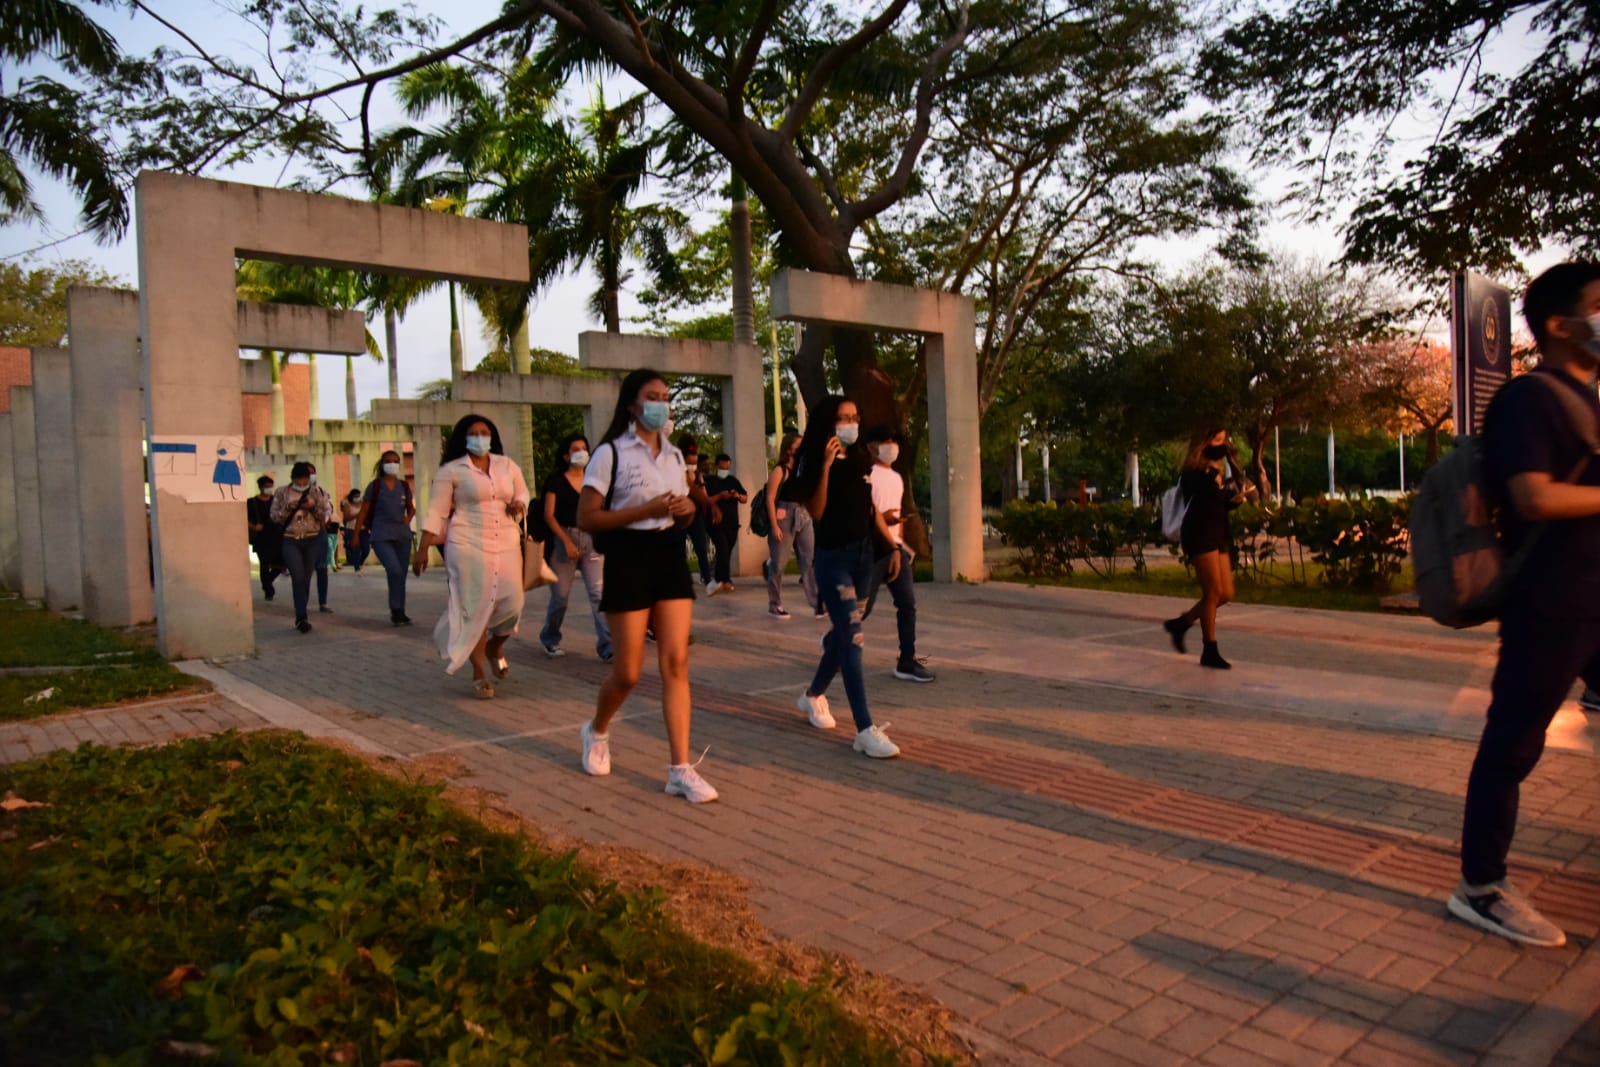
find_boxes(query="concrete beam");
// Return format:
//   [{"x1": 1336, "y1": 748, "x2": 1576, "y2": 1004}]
[
  {"x1": 770, "y1": 269, "x2": 984, "y2": 583},
  {"x1": 32, "y1": 349, "x2": 84, "y2": 612},
  {"x1": 64, "y1": 285, "x2": 370, "y2": 629},
  {"x1": 9, "y1": 387, "x2": 45, "y2": 600},
  {"x1": 137, "y1": 172, "x2": 529, "y2": 658},
  {"x1": 305, "y1": 419, "x2": 419, "y2": 444},
  {"x1": 0, "y1": 414, "x2": 18, "y2": 593},
  {"x1": 456, "y1": 371, "x2": 618, "y2": 409},
  {"x1": 579, "y1": 331, "x2": 746, "y2": 377}
]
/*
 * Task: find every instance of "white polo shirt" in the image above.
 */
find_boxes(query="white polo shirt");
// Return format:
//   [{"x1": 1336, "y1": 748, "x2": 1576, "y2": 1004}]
[{"x1": 582, "y1": 426, "x2": 690, "y2": 531}]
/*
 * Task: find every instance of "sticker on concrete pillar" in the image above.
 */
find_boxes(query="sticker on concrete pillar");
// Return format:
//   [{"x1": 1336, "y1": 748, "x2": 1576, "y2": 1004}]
[{"x1": 150, "y1": 435, "x2": 245, "y2": 502}]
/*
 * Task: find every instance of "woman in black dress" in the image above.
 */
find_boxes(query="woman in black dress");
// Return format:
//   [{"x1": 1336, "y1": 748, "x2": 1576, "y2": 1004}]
[{"x1": 1163, "y1": 428, "x2": 1254, "y2": 669}]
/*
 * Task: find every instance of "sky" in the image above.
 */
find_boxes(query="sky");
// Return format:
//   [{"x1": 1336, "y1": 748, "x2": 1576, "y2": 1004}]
[{"x1": 0, "y1": 0, "x2": 1558, "y2": 418}]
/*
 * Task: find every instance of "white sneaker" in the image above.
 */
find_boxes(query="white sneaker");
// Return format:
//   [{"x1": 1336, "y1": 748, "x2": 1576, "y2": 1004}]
[
  {"x1": 580, "y1": 721, "x2": 610, "y2": 776},
  {"x1": 1447, "y1": 878, "x2": 1566, "y2": 947},
  {"x1": 665, "y1": 762, "x2": 719, "y2": 803},
  {"x1": 704, "y1": 581, "x2": 720, "y2": 598},
  {"x1": 853, "y1": 723, "x2": 900, "y2": 759},
  {"x1": 543, "y1": 644, "x2": 565, "y2": 658},
  {"x1": 798, "y1": 690, "x2": 836, "y2": 729}
]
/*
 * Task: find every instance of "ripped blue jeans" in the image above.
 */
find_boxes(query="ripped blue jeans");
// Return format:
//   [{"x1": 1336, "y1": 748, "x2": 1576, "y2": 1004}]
[{"x1": 809, "y1": 540, "x2": 875, "y2": 731}]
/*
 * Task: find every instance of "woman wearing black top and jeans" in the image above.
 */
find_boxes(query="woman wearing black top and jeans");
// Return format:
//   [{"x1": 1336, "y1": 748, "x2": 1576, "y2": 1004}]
[
  {"x1": 540, "y1": 433, "x2": 612, "y2": 661},
  {"x1": 784, "y1": 396, "x2": 903, "y2": 759},
  {"x1": 1164, "y1": 428, "x2": 1253, "y2": 669}
]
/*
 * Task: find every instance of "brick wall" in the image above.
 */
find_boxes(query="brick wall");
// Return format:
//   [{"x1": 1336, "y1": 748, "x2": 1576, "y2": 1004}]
[
  {"x1": 0, "y1": 347, "x2": 32, "y2": 413},
  {"x1": 240, "y1": 360, "x2": 311, "y2": 448}
]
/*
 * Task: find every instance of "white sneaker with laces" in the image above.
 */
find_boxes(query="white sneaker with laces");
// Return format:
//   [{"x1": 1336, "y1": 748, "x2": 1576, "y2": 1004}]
[
  {"x1": 798, "y1": 690, "x2": 836, "y2": 729},
  {"x1": 853, "y1": 723, "x2": 901, "y2": 759},
  {"x1": 704, "y1": 580, "x2": 720, "y2": 598},
  {"x1": 1447, "y1": 878, "x2": 1566, "y2": 947},
  {"x1": 665, "y1": 761, "x2": 719, "y2": 803},
  {"x1": 580, "y1": 721, "x2": 610, "y2": 776}
]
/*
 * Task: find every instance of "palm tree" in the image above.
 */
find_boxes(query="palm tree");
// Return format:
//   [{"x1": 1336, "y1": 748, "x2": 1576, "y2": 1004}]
[{"x1": 2, "y1": 0, "x2": 125, "y2": 239}]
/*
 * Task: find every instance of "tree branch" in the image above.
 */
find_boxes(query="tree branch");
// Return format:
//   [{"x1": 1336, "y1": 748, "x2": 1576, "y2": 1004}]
[
  {"x1": 776, "y1": 0, "x2": 915, "y2": 144},
  {"x1": 727, "y1": 0, "x2": 782, "y2": 120}
]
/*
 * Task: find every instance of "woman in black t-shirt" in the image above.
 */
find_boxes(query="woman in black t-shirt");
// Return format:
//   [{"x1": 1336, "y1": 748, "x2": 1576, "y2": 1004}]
[
  {"x1": 539, "y1": 434, "x2": 613, "y2": 661},
  {"x1": 1163, "y1": 427, "x2": 1254, "y2": 669},
  {"x1": 781, "y1": 396, "x2": 904, "y2": 759}
]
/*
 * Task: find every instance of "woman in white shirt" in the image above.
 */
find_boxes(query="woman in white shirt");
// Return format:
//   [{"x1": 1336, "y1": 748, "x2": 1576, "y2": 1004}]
[
  {"x1": 412, "y1": 414, "x2": 530, "y2": 699},
  {"x1": 576, "y1": 368, "x2": 717, "y2": 803}
]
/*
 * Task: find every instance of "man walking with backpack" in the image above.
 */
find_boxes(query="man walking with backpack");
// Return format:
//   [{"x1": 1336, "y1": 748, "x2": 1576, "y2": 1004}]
[{"x1": 1450, "y1": 261, "x2": 1600, "y2": 947}]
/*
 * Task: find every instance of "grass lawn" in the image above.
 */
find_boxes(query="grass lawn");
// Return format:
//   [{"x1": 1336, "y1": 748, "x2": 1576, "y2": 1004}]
[
  {"x1": 0, "y1": 733, "x2": 938, "y2": 1067},
  {"x1": 994, "y1": 560, "x2": 1416, "y2": 614},
  {"x1": 0, "y1": 595, "x2": 203, "y2": 722}
]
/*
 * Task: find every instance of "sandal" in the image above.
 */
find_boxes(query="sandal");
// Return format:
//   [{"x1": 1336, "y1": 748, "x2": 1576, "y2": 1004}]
[
  {"x1": 473, "y1": 678, "x2": 495, "y2": 700},
  {"x1": 492, "y1": 655, "x2": 509, "y2": 680}
]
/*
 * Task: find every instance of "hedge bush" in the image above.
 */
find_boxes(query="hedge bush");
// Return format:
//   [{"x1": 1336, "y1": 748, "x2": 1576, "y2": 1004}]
[{"x1": 995, "y1": 494, "x2": 1412, "y2": 593}]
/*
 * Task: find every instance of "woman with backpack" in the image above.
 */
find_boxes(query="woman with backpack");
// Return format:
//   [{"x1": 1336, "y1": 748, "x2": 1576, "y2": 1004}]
[
  {"x1": 1163, "y1": 427, "x2": 1254, "y2": 669},
  {"x1": 577, "y1": 368, "x2": 717, "y2": 803},
  {"x1": 539, "y1": 433, "x2": 612, "y2": 661},
  {"x1": 357, "y1": 449, "x2": 416, "y2": 626},
  {"x1": 762, "y1": 432, "x2": 818, "y2": 619}
]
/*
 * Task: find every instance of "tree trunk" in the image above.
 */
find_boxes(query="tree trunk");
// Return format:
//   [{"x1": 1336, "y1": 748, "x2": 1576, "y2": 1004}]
[
  {"x1": 345, "y1": 357, "x2": 357, "y2": 419},
  {"x1": 730, "y1": 175, "x2": 755, "y2": 346},
  {"x1": 385, "y1": 307, "x2": 399, "y2": 400},
  {"x1": 1245, "y1": 420, "x2": 1270, "y2": 499},
  {"x1": 307, "y1": 354, "x2": 320, "y2": 423},
  {"x1": 448, "y1": 282, "x2": 463, "y2": 383},
  {"x1": 512, "y1": 308, "x2": 535, "y2": 483},
  {"x1": 1425, "y1": 423, "x2": 1443, "y2": 465},
  {"x1": 268, "y1": 351, "x2": 285, "y2": 438}
]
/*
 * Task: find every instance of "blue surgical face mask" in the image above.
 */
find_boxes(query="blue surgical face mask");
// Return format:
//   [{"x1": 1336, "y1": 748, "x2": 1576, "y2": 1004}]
[
  {"x1": 381, "y1": 462, "x2": 400, "y2": 477},
  {"x1": 638, "y1": 400, "x2": 669, "y2": 432},
  {"x1": 835, "y1": 423, "x2": 859, "y2": 447},
  {"x1": 465, "y1": 435, "x2": 492, "y2": 456}
]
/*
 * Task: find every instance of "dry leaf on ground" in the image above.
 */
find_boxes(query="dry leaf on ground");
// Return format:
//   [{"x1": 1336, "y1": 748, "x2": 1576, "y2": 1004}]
[
  {"x1": 156, "y1": 964, "x2": 205, "y2": 999},
  {"x1": 153, "y1": 1039, "x2": 217, "y2": 1059},
  {"x1": 2, "y1": 791, "x2": 51, "y2": 811}
]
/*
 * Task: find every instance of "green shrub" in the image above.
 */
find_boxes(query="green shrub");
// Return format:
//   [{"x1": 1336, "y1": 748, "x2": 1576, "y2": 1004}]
[{"x1": 993, "y1": 500, "x2": 1158, "y2": 579}]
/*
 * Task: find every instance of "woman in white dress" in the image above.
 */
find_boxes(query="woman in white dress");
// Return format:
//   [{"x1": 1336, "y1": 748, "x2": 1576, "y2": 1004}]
[{"x1": 412, "y1": 414, "x2": 530, "y2": 699}]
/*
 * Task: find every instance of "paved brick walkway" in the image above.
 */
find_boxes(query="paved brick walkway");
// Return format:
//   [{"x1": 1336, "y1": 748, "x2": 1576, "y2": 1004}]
[{"x1": 6, "y1": 567, "x2": 1598, "y2": 1065}]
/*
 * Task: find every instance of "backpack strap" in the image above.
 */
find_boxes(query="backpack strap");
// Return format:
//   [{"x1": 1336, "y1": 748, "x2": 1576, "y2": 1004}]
[{"x1": 1530, "y1": 372, "x2": 1600, "y2": 482}]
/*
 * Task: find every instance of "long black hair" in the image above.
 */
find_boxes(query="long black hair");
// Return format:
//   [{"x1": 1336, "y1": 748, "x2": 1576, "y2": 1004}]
[
  {"x1": 551, "y1": 433, "x2": 588, "y2": 474},
  {"x1": 599, "y1": 367, "x2": 667, "y2": 446},
  {"x1": 783, "y1": 394, "x2": 858, "y2": 503},
  {"x1": 442, "y1": 413, "x2": 504, "y2": 464}
]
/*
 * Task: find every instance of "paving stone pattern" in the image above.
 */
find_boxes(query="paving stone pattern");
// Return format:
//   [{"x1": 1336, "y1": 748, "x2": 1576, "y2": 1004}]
[{"x1": 6, "y1": 566, "x2": 1598, "y2": 1065}]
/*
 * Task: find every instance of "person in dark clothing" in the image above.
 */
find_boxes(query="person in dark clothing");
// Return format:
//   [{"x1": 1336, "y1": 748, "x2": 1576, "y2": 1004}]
[
  {"x1": 539, "y1": 433, "x2": 612, "y2": 660},
  {"x1": 782, "y1": 395, "x2": 904, "y2": 759},
  {"x1": 1163, "y1": 428, "x2": 1253, "y2": 669},
  {"x1": 704, "y1": 452, "x2": 747, "y2": 594},
  {"x1": 1449, "y1": 261, "x2": 1600, "y2": 949},
  {"x1": 246, "y1": 474, "x2": 283, "y2": 600}
]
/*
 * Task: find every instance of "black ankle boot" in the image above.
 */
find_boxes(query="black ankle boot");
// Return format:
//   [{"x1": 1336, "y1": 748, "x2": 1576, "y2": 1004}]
[
  {"x1": 1163, "y1": 617, "x2": 1191, "y2": 654},
  {"x1": 1200, "y1": 641, "x2": 1231, "y2": 670}
]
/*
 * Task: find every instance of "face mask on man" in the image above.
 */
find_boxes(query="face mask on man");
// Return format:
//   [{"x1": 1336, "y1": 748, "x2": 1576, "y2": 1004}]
[
  {"x1": 717, "y1": 465, "x2": 731, "y2": 476},
  {"x1": 1581, "y1": 314, "x2": 1600, "y2": 359},
  {"x1": 835, "y1": 423, "x2": 860, "y2": 447},
  {"x1": 638, "y1": 400, "x2": 670, "y2": 432},
  {"x1": 875, "y1": 443, "x2": 899, "y2": 465},
  {"x1": 465, "y1": 435, "x2": 492, "y2": 457},
  {"x1": 381, "y1": 462, "x2": 400, "y2": 477},
  {"x1": 569, "y1": 449, "x2": 590, "y2": 469}
]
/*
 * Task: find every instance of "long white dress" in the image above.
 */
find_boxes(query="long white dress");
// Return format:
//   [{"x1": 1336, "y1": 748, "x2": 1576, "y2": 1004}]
[{"x1": 422, "y1": 453, "x2": 531, "y2": 674}]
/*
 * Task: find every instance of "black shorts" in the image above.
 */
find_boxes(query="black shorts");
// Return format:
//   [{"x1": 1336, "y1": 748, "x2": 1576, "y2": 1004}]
[{"x1": 599, "y1": 528, "x2": 696, "y2": 613}]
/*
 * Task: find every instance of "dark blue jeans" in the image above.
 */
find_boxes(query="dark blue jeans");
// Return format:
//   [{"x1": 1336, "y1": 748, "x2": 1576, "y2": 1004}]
[
  {"x1": 809, "y1": 541, "x2": 875, "y2": 731},
  {"x1": 370, "y1": 538, "x2": 410, "y2": 616},
  {"x1": 685, "y1": 517, "x2": 712, "y2": 584},
  {"x1": 281, "y1": 536, "x2": 323, "y2": 623},
  {"x1": 343, "y1": 527, "x2": 371, "y2": 569},
  {"x1": 864, "y1": 543, "x2": 917, "y2": 666}
]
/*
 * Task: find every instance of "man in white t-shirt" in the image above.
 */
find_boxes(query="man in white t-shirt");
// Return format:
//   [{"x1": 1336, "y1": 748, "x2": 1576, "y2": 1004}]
[{"x1": 863, "y1": 425, "x2": 933, "y2": 682}]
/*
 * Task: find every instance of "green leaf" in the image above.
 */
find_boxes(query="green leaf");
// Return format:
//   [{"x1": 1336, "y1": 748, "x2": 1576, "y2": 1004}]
[{"x1": 277, "y1": 997, "x2": 299, "y2": 1022}]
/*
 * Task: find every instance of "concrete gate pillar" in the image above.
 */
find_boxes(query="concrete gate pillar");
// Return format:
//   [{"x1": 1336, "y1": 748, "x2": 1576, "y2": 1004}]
[
  {"x1": 9, "y1": 387, "x2": 46, "y2": 601},
  {"x1": 135, "y1": 172, "x2": 527, "y2": 658},
  {"x1": 0, "y1": 414, "x2": 18, "y2": 593},
  {"x1": 31, "y1": 349, "x2": 84, "y2": 612}
]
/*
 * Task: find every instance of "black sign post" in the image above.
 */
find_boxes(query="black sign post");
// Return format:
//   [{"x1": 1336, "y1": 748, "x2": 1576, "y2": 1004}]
[{"x1": 1450, "y1": 271, "x2": 1513, "y2": 437}]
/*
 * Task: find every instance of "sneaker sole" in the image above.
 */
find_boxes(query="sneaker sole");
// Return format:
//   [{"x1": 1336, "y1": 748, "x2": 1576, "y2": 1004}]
[
  {"x1": 664, "y1": 785, "x2": 719, "y2": 803},
  {"x1": 893, "y1": 671, "x2": 934, "y2": 682},
  {"x1": 1446, "y1": 893, "x2": 1567, "y2": 947},
  {"x1": 853, "y1": 743, "x2": 900, "y2": 759}
]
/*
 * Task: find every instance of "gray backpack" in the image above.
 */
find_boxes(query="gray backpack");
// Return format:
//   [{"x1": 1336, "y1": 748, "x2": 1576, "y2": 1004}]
[{"x1": 1411, "y1": 374, "x2": 1599, "y2": 628}]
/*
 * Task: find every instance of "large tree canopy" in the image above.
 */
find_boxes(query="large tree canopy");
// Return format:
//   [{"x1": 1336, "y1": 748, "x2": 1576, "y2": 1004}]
[{"x1": 1198, "y1": 0, "x2": 1598, "y2": 278}]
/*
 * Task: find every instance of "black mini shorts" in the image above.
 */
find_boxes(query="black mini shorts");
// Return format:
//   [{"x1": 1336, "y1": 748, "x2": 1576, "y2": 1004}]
[{"x1": 598, "y1": 527, "x2": 696, "y2": 614}]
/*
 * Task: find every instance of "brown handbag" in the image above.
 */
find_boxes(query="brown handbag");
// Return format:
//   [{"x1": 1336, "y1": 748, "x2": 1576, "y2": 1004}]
[{"x1": 522, "y1": 528, "x2": 558, "y2": 590}]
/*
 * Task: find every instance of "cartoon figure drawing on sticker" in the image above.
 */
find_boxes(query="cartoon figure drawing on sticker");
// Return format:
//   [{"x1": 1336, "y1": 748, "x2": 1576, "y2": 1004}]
[{"x1": 212, "y1": 440, "x2": 243, "y2": 499}]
